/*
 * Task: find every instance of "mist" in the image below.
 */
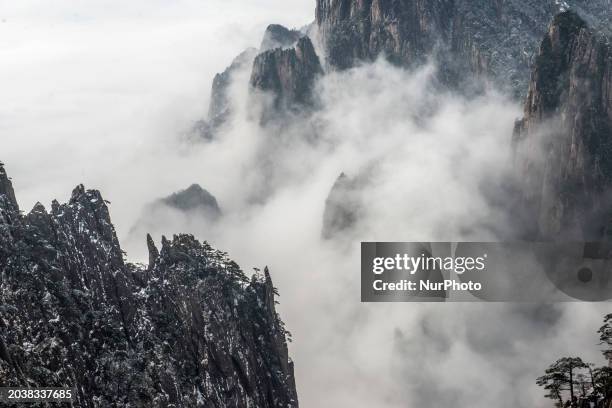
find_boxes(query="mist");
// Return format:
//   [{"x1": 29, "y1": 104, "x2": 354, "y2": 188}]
[{"x1": 1, "y1": 2, "x2": 610, "y2": 407}]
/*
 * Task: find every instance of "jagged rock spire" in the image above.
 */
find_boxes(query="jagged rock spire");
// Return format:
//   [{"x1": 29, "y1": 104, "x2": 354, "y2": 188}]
[
  {"x1": 24, "y1": 202, "x2": 54, "y2": 238},
  {"x1": 146, "y1": 233, "x2": 159, "y2": 269},
  {"x1": 0, "y1": 162, "x2": 19, "y2": 212},
  {"x1": 250, "y1": 36, "x2": 323, "y2": 112}
]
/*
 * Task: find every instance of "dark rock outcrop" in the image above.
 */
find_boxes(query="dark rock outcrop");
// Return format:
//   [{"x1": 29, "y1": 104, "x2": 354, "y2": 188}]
[
  {"x1": 146, "y1": 233, "x2": 159, "y2": 269},
  {"x1": 322, "y1": 173, "x2": 363, "y2": 239},
  {"x1": 0, "y1": 165, "x2": 298, "y2": 407},
  {"x1": 198, "y1": 27, "x2": 318, "y2": 137},
  {"x1": 0, "y1": 162, "x2": 18, "y2": 213},
  {"x1": 250, "y1": 36, "x2": 323, "y2": 112},
  {"x1": 315, "y1": 0, "x2": 612, "y2": 97},
  {"x1": 260, "y1": 24, "x2": 303, "y2": 52},
  {"x1": 512, "y1": 11, "x2": 612, "y2": 239},
  {"x1": 0, "y1": 162, "x2": 19, "y2": 272}
]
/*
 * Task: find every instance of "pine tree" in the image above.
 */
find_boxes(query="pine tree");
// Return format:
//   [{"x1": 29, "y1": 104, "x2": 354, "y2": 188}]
[{"x1": 537, "y1": 357, "x2": 590, "y2": 405}]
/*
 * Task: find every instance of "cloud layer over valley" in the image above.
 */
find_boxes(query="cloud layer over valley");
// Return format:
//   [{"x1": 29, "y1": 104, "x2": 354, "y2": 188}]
[{"x1": 1, "y1": 2, "x2": 610, "y2": 407}]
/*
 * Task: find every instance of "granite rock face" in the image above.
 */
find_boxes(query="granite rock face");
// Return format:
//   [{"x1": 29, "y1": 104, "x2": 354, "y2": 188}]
[
  {"x1": 315, "y1": 0, "x2": 453, "y2": 70},
  {"x1": 250, "y1": 36, "x2": 324, "y2": 112},
  {"x1": 513, "y1": 11, "x2": 612, "y2": 239},
  {"x1": 315, "y1": 0, "x2": 612, "y2": 97},
  {"x1": 0, "y1": 163, "x2": 18, "y2": 213},
  {"x1": 0, "y1": 164, "x2": 298, "y2": 407}
]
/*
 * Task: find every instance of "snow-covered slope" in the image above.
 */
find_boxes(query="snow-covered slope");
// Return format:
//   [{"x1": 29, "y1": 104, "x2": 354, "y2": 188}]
[{"x1": 0, "y1": 162, "x2": 298, "y2": 408}]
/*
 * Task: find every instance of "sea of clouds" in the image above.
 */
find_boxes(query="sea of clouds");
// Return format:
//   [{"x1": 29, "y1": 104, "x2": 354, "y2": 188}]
[{"x1": 1, "y1": 2, "x2": 609, "y2": 407}]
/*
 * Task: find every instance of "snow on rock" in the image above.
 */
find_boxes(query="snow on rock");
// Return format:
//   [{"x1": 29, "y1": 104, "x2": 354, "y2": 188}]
[{"x1": 0, "y1": 167, "x2": 298, "y2": 407}]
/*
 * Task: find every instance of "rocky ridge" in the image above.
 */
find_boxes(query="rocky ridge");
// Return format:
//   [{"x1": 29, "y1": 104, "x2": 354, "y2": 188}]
[
  {"x1": 0, "y1": 162, "x2": 298, "y2": 407},
  {"x1": 315, "y1": 0, "x2": 612, "y2": 97},
  {"x1": 198, "y1": 0, "x2": 612, "y2": 140}
]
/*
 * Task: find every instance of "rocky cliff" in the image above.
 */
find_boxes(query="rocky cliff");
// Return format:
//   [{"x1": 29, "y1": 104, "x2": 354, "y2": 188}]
[
  {"x1": 315, "y1": 0, "x2": 453, "y2": 69},
  {"x1": 0, "y1": 163, "x2": 18, "y2": 272},
  {"x1": 0, "y1": 162, "x2": 298, "y2": 407},
  {"x1": 197, "y1": 0, "x2": 612, "y2": 140},
  {"x1": 250, "y1": 36, "x2": 323, "y2": 113},
  {"x1": 513, "y1": 11, "x2": 612, "y2": 240},
  {"x1": 197, "y1": 30, "x2": 322, "y2": 137},
  {"x1": 315, "y1": 0, "x2": 612, "y2": 97}
]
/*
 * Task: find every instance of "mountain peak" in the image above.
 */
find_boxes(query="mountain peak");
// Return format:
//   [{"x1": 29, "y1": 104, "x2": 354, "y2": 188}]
[
  {"x1": 261, "y1": 24, "x2": 303, "y2": 51},
  {"x1": 547, "y1": 10, "x2": 589, "y2": 50},
  {"x1": 68, "y1": 184, "x2": 107, "y2": 208},
  {"x1": 160, "y1": 183, "x2": 221, "y2": 216},
  {"x1": 551, "y1": 9, "x2": 587, "y2": 30},
  {"x1": 30, "y1": 201, "x2": 47, "y2": 214},
  {"x1": 250, "y1": 36, "x2": 323, "y2": 112}
]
